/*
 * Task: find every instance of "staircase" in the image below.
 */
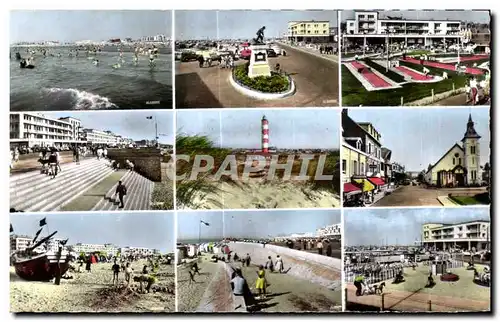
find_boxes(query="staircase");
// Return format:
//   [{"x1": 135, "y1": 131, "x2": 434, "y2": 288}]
[
  {"x1": 10, "y1": 159, "x2": 115, "y2": 212},
  {"x1": 91, "y1": 170, "x2": 153, "y2": 211}
]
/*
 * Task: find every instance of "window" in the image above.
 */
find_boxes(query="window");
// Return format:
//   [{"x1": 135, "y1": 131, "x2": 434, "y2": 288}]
[
  {"x1": 471, "y1": 146, "x2": 476, "y2": 154},
  {"x1": 472, "y1": 157, "x2": 475, "y2": 165},
  {"x1": 353, "y1": 160, "x2": 358, "y2": 175},
  {"x1": 459, "y1": 158, "x2": 462, "y2": 165},
  {"x1": 361, "y1": 162, "x2": 365, "y2": 175},
  {"x1": 342, "y1": 159, "x2": 346, "y2": 174},
  {"x1": 452, "y1": 158, "x2": 455, "y2": 165}
]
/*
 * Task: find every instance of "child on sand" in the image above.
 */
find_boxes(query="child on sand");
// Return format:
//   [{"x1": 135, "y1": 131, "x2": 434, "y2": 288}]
[
  {"x1": 255, "y1": 265, "x2": 267, "y2": 299},
  {"x1": 125, "y1": 263, "x2": 133, "y2": 284}
]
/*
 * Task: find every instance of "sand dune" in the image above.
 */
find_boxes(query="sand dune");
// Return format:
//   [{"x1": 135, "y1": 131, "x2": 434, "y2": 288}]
[{"x1": 181, "y1": 180, "x2": 340, "y2": 210}]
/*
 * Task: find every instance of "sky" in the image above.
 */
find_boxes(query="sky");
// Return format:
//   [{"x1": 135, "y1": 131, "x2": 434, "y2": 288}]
[
  {"x1": 177, "y1": 210, "x2": 340, "y2": 240},
  {"x1": 345, "y1": 107, "x2": 490, "y2": 172},
  {"x1": 177, "y1": 110, "x2": 340, "y2": 149},
  {"x1": 177, "y1": 211, "x2": 224, "y2": 241},
  {"x1": 10, "y1": 213, "x2": 175, "y2": 253},
  {"x1": 341, "y1": 10, "x2": 491, "y2": 23},
  {"x1": 176, "y1": 10, "x2": 338, "y2": 40},
  {"x1": 10, "y1": 10, "x2": 171, "y2": 43},
  {"x1": 344, "y1": 207, "x2": 490, "y2": 246},
  {"x1": 47, "y1": 111, "x2": 174, "y2": 144}
]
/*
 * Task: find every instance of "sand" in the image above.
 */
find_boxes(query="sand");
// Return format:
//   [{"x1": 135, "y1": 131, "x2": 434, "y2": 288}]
[
  {"x1": 182, "y1": 180, "x2": 340, "y2": 210},
  {"x1": 177, "y1": 257, "x2": 224, "y2": 312},
  {"x1": 10, "y1": 259, "x2": 175, "y2": 313}
]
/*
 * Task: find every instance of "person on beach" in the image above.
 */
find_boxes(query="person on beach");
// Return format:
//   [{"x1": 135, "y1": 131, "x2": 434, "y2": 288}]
[
  {"x1": 317, "y1": 240, "x2": 324, "y2": 255},
  {"x1": 326, "y1": 240, "x2": 332, "y2": 257},
  {"x1": 265, "y1": 256, "x2": 274, "y2": 272},
  {"x1": 125, "y1": 263, "x2": 133, "y2": 284},
  {"x1": 85, "y1": 256, "x2": 92, "y2": 273},
  {"x1": 244, "y1": 253, "x2": 251, "y2": 267},
  {"x1": 255, "y1": 265, "x2": 267, "y2": 300},
  {"x1": 112, "y1": 260, "x2": 120, "y2": 284},
  {"x1": 114, "y1": 180, "x2": 127, "y2": 208},
  {"x1": 275, "y1": 255, "x2": 284, "y2": 274}
]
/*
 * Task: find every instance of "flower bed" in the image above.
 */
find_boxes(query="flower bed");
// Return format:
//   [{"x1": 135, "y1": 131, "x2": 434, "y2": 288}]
[
  {"x1": 233, "y1": 63, "x2": 290, "y2": 93},
  {"x1": 440, "y1": 273, "x2": 460, "y2": 282}
]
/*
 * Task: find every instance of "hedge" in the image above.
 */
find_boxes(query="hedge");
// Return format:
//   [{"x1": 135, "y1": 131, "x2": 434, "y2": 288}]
[{"x1": 233, "y1": 63, "x2": 290, "y2": 93}]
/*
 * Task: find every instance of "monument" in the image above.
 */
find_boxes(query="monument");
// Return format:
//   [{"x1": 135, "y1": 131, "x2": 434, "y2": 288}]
[{"x1": 248, "y1": 26, "x2": 271, "y2": 78}]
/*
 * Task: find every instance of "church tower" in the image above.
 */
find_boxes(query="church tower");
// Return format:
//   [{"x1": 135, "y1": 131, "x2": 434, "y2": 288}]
[{"x1": 461, "y1": 114, "x2": 482, "y2": 185}]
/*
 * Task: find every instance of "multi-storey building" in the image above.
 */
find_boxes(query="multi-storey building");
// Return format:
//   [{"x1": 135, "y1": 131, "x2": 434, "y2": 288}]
[
  {"x1": 342, "y1": 109, "x2": 396, "y2": 203},
  {"x1": 10, "y1": 112, "x2": 82, "y2": 148},
  {"x1": 317, "y1": 224, "x2": 342, "y2": 237},
  {"x1": 287, "y1": 20, "x2": 332, "y2": 44},
  {"x1": 120, "y1": 247, "x2": 159, "y2": 257},
  {"x1": 82, "y1": 129, "x2": 120, "y2": 146},
  {"x1": 10, "y1": 235, "x2": 66, "y2": 253},
  {"x1": 344, "y1": 11, "x2": 468, "y2": 49},
  {"x1": 422, "y1": 220, "x2": 490, "y2": 251},
  {"x1": 71, "y1": 243, "x2": 119, "y2": 256}
]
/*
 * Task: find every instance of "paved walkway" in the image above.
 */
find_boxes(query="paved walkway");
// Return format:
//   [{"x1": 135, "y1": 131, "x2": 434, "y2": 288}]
[
  {"x1": 278, "y1": 42, "x2": 339, "y2": 63},
  {"x1": 373, "y1": 185, "x2": 488, "y2": 207},
  {"x1": 346, "y1": 284, "x2": 490, "y2": 312},
  {"x1": 176, "y1": 45, "x2": 339, "y2": 108},
  {"x1": 437, "y1": 196, "x2": 460, "y2": 207}
]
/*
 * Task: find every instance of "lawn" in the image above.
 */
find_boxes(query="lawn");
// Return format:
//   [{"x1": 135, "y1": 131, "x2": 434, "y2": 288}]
[
  {"x1": 449, "y1": 193, "x2": 490, "y2": 205},
  {"x1": 363, "y1": 58, "x2": 406, "y2": 83},
  {"x1": 342, "y1": 60, "x2": 469, "y2": 106}
]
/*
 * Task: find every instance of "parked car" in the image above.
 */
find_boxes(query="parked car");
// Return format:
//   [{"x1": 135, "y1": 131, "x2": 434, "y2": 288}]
[
  {"x1": 271, "y1": 45, "x2": 281, "y2": 55},
  {"x1": 266, "y1": 48, "x2": 277, "y2": 58},
  {"x1": 180, "y1": 51, "x2": 200, "y2": 62}
]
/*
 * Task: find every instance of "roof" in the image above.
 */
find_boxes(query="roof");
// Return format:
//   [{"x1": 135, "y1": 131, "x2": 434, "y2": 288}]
[
  {"x1": 356, "y1": 122, "x2": 382, "y2": 144},
  {"x1": 423, "y1": 220, "x2": 490, "y2": 229},
  {"x1": 426, "y1": 143, "x2": 463, "y2": 174},
  {"x1": 381, "y1": 147, "x2": 392, "y2": 160},
  {"x1": 462, "y1": 114, "x2": 482, "y2": 141}
]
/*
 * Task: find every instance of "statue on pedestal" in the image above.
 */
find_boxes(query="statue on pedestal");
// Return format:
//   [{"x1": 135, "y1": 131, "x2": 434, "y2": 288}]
[{"x1": 253, "y1": 26, "x2": 266, "y2": 45}]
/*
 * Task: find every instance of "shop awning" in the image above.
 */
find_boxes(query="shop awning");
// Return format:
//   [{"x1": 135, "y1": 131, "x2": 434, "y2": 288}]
[
  {"x1": 344, "y1": 183, "x2": 362, "y2": 194},
  {"x1": 368, "y1": 177, "x2": 386, "y2": 186},
  {"x1": 353, "y1": 178, "x2": 375, "y2": 192}
]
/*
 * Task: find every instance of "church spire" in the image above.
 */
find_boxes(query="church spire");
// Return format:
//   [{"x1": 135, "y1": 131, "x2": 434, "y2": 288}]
[{"x1": 462, "y1": 113, "x2": 481, "y2": 142}]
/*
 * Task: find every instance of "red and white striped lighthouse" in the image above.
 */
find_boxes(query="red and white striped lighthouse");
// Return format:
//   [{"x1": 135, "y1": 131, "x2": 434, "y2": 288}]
[{"x1": 261, "y1": 115, "x2": 269, "y2": 153}]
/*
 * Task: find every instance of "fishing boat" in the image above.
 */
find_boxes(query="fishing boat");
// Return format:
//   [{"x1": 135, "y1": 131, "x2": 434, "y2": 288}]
[{"x1": 11, "y1": 226, "x2": 71, "y2": 281}]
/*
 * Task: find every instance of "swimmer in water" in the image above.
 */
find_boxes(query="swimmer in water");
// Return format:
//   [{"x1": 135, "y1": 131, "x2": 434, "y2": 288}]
[
  {"x1": 133, "y1": 55, "x2": 139, "y2": 66},
  {"x1": 93, "y1": 59, "x2": 99, "y2": 66},
  {"x1": 149, "y1": 53, "x2": 155, "y2": 67}
]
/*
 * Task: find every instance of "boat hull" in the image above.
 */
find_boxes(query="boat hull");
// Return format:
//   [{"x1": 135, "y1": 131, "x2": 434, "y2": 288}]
[{"x1": 14, "y1": 253, "x2": 70, "y2": 281}]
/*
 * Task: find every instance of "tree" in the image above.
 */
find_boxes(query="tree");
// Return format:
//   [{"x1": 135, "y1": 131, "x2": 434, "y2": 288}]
[
  {"x1": 417, "y1": 172, "x2": 424, "y2": 183},
  {"x1": 483, "y1": 162, "x2": 490, "y2": 171}
]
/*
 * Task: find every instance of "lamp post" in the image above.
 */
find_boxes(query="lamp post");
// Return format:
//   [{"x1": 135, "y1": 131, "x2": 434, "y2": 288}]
[{"x1": 386, "y1": 28, "x2": 395, "y2": 72}]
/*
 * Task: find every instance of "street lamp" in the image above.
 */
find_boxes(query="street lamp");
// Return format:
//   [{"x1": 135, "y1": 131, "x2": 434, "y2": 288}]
[
  {"x1": 146, "y1": 115, "x2": 159, "y2": 148},
  {"x1": 386, "y1": 28, "x2": 396, "y2": 72}
]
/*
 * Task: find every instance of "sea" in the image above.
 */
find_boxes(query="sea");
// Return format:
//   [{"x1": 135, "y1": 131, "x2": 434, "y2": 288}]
[{"x1": 10, "y1": 47, "x2": 172, "y2": 110}]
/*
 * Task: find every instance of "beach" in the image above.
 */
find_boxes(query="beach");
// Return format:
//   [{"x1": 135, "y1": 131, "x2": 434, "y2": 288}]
[
  {"x1": 10, "y1": 259, "x2": 175, "y2": 313},
  {"x1": 182, "y1": 180, "x2": 340, "y2": 209}
]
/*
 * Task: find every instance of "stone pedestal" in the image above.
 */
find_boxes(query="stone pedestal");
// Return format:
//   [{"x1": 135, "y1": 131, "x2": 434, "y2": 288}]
[{"x1": 248, "y1": 45, "x2": 271, "y2": 78}]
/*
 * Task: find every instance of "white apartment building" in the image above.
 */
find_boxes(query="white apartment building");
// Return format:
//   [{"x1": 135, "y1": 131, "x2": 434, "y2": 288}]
[
  {"x1": 317, "y1": 224, "x2": 342, "y2": 237},
  {"x1": 121, "y1": 247, "x2": 160, "y2": 257},
  {"x1": 10, "y1": 112, "x2": 81, "y2": 148},
  {"x1": 82, "y1": 129, "x2": 120, "y2": 146},
  {"x1": 422, "y1": 220, "x2": 490, "y2": 251},
  {"x1": 10, "y1": 235, "x2": 66, "y2": 253},
  {"x1": 72, "y1": 243, "x2": 119, "y2": 256},
  {"x1": 344, "y1": 11, "x2": 465, "y2": 48}
]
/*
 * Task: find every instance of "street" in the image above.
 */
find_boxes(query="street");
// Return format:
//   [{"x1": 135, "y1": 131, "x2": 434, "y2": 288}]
[
  {"x1": 373, "y1": 185, "x2": 488, "y2": 207},
  {"x1": 175, "y1": 45, "x2": 339, "y2": 108}
]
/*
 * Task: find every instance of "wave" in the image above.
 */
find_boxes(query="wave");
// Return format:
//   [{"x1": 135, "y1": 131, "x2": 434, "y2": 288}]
[{"x1": 42, "y1": 87, "x2": 119, "y2": 109}]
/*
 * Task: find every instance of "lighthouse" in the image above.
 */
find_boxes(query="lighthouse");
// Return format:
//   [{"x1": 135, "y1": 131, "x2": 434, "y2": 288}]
[{"x1": 261, "y1": 115, "x2": 269, "y2": 153}]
